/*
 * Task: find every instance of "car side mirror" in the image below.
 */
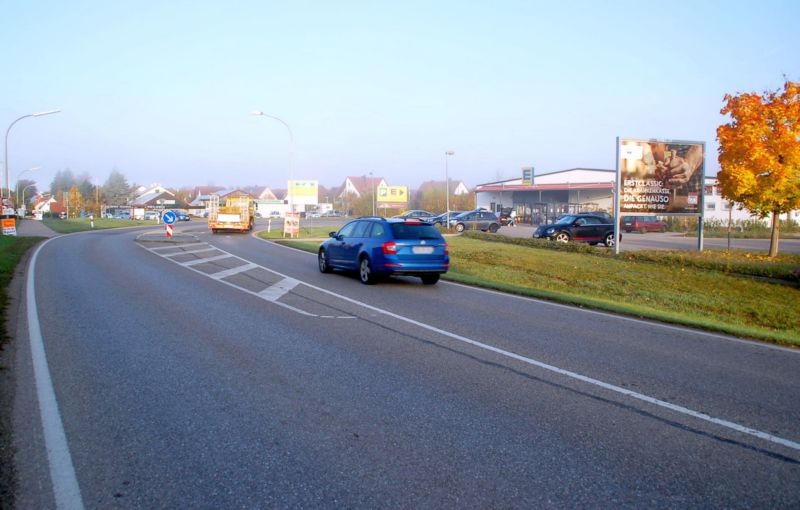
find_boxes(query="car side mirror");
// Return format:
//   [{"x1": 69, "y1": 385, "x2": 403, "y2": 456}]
[{"x1": 329, "y1": 231, "x2": 337, "y2": 238}]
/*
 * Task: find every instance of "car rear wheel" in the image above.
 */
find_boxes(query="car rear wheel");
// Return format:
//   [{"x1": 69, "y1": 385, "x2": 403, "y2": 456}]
[
  {"x1": 318, "y1": 249, "x2": 332, "y2": 273},
  {"x1": 455, "y1": 223, "x2": 465, "y2": 233},
  {"x1": 661, "y1": 225, "x2": 667, "y2": 233},
  {"x1": 420, "y1": 274, "x2": 440, "y2": 285},
  {"x1": 359, "y1": 257, "x2": 376, "y2": 285},
  {"x1": 554, "y1": 232, "x2": 570, "y2": 243},
  {"x1": 604, "y1": 232, "x2": 616, "y2": 247},
  {"x1": 489, "y1": 224, "x2": 499, "y2": 233}
]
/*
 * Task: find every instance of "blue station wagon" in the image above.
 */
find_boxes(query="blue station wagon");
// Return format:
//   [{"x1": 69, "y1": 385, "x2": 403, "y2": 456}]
[{"x1": 318, "y1": 217, "x2": 449, "y2": 285}]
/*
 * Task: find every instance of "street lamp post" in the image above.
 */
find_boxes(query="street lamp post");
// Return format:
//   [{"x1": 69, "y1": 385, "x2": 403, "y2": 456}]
[
  {"x1": 369, "y1": 172, "x2": 376, "y2": 216},
  {"x1": 21, "y1": 183, "x2": 36, "y2": 213},
  {"x1": 250, "y1": 110, "x2": 294, "y2": 211},
  {"x1": 16, "y1": 165, "x2": 40, "y2": 208},
  {"x1": 445, "y1": 150, "x2": 454, "y2": 226},
  {"x1": 4, "y1": 109, "x2": 60, "y2": 203}
]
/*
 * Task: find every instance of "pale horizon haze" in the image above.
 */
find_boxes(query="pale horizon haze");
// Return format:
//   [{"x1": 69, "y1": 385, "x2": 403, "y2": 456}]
[{"x1": 2, "y1": 0, "x2": 798, "y2": 193}]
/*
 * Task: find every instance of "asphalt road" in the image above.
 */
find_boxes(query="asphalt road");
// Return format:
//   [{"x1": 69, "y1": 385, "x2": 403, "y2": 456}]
[{"x1": 9, "y1": 224, "x2": 800, "y2": 508}]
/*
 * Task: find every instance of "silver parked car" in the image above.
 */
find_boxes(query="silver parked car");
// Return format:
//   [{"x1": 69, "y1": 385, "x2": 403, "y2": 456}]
[{"x1": 449, "y1": 210, "x2": 501, "y2": 233}]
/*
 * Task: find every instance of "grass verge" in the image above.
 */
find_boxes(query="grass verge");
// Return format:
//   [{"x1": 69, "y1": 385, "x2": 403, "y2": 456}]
[
  {"x1": 258, "y1": 225, "x2": 334, "y2": 240},
  {"x1": 0, "y1": 236, "x2": 44, "y2": 344},
  {"x1": 265, "y1": 228, "x2": 800, "y2": 347},
  {"x1": 43, "y1": 218, "x2": 158, "y2": 233}
]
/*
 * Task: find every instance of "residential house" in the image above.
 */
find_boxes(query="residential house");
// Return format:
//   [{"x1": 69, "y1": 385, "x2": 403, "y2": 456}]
[
  {"x1": 31, "y1": 194, "x2": 64, "y2": 219},
  {"x1": 131, "y1": 188, "x2": 190, "y2": 219},
  {"x1": 335, "y1": 176, "x2": 387, "y2": 214},
  {"x1": 188, "y1": 186, "x2": 227, "y2": 216},
  {"x1": 412, "y1": 179, "x2": 471, "y2": 213}
]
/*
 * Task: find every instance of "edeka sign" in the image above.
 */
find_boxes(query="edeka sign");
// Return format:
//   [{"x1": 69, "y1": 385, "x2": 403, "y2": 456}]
[
  {"x1": 1, "y1": 217, "x2": 17, "y2": 236},
  {"x1": 617, "y1": 138, "x2": 705, "y2": 215}
]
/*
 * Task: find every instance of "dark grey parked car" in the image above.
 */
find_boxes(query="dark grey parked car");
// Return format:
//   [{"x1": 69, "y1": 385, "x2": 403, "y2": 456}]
[
  {"x1": 429, "y1": 211, "x2": 465, "y2": 226},
  {"x1": 449, "y1": 210, "x2": 501, "y2": 233},
  {"x1": 533, "y1": 213, "x2": 620, "y2": 246}
]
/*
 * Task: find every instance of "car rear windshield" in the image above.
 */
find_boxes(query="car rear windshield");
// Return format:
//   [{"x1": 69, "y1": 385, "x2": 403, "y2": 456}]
[{"x1": 390, "y1": 223, "x2": 442, "y2": 240}]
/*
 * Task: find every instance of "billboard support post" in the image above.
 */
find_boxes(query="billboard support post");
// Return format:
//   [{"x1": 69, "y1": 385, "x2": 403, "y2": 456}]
[
  {"x1": 614, "y1": 137, "x2": 621, "y2": 256},
  {"x1": 698, "y1": 215, "x2": 704, "y2": 251}
]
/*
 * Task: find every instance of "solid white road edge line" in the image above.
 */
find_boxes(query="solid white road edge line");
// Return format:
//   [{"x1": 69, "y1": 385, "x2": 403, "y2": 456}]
[{"x1": 27, "y1": 238, "x2": 85, "y2": 510}]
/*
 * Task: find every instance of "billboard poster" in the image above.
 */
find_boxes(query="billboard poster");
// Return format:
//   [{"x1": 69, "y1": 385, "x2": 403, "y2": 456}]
[
  {"x1": 377, "y1": 185, "x2": 408, "y2": 205},
  {"x1": 283, "y1": 212, "x2": 300, "y2": 238},
  {"x1": 288, "y1": 180, "x2": 318, "y2": 206},
  {"x1": 617, "y1": 138, "x2": 705, "y2": 214}
]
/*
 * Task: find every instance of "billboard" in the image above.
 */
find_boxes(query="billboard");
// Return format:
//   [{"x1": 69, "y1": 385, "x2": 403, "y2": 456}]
[
  {"x1": 288, "y1": 180, "x2": 318, "y2": 206},
  {"x1": 377, "y1": 185, "x2": 408, "y2": 205},
  {"x1": 617, "y1": 138, "x2": 705, "y2": 215}
]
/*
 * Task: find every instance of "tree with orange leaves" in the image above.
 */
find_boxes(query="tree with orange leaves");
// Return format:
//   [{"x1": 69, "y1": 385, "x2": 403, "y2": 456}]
[{"x1": 717, "y1": 80, "x2": 800, "y2": 257}]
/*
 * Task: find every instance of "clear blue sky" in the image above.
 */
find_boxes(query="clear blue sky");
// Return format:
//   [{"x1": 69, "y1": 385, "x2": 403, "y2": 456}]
[{"x1": 2, "y1": 0, "x2": 798, "y2": 192}]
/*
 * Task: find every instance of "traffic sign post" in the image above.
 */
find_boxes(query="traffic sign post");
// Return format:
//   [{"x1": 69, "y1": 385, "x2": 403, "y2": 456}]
[
  {"x1": 1, "y1": 217, "x2": 16, "y2": 236},
  {"x1": 162, "y1": 210, "x2": 176, "y2": 238}
]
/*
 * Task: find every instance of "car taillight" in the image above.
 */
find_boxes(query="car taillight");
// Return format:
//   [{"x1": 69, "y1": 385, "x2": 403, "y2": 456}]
[
  {"x1": 444, "y1": 242, "x2": 449, "y2": 255},
  {"x1": 382, "y1": 241, "x2": 397, "y2": 254}
]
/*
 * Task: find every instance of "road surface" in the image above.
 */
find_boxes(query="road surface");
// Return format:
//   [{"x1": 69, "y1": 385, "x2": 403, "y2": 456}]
[{"x1": 8, "y1": 224, "x2": 800, "y2": 508}]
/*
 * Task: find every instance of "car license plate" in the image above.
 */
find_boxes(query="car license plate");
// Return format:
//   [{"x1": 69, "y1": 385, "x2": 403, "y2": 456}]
[{"x1": 412, "y1": 246, "x2": 434, "y2": 254}]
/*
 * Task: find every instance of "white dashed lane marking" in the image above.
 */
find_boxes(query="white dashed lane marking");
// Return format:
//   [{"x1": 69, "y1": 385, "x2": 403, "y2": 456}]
[
  {"x1": 259, "y1": 277, "x2": 300, "y2": 301},
  {"x1": 137, "y1": 238, "x2": 354, "y2": 319},
  {"x1": 209, "y1": 263, "x2": 260, "y2": 280}
]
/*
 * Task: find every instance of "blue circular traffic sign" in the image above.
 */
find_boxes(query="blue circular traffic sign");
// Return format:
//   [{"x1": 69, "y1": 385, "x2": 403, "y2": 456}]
[{"x1": 162, "y1": 211, "x2": 176, "y2": 225}]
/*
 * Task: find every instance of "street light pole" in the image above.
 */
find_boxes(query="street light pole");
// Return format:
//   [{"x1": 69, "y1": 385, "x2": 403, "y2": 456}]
[
  {"x1": 250, "y1": 110, "x2": 294, "y2": 211},
  {"x1": 445, "y1": 150, "x2": 454, "y2": 226},
  {"x1": 4, "y1": 109, "x2": 60, "y2": 202},
  {"x1": 21, "y1": 183, "x2": 36, "y2": 212},
  {"x1": 16, "y1": 166, "x2": 40, "y2": 208},
  {"x1": 369, "y1": 171, "x2": 375, "y2": 216}
]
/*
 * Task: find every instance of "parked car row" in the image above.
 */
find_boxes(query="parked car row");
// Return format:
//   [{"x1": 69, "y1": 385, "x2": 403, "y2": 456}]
[
  {"x1": 392, "y1": 209, "x2": 502, "y2": 233},
  {"x1": 105, "y1": 209, "x2": 192, "y2": 221}
]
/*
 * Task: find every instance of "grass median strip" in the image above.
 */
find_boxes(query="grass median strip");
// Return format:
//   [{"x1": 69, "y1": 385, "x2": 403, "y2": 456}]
[
  {"x1": 262, "y1": 228, "x2": 800, "y2": 347},
  {"x1": 43, "y1": 218, "x2": 157, "y2": 233}
]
